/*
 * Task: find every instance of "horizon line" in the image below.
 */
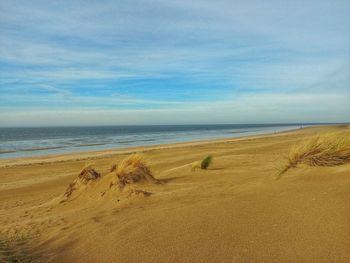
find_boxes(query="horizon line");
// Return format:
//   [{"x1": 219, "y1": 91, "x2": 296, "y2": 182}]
[{"x1": 0, "y1": 122, "x2": 348, "y2": 129}]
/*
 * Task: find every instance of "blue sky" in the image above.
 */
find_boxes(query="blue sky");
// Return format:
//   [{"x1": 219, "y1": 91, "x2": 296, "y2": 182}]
[{"x1": 0, "y1": 0, "x2": 349, "y2": 126}]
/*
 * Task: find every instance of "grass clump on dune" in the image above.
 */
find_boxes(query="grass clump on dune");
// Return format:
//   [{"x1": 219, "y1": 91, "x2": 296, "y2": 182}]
[
  {"x1": 281, "y1": 130, "x2": 350, "y2": 174},
  {"x1": 0, "y1": 238, "x2": 38, "y2": 263},
  {"x1": 114, "y1": 153, "x2": 158, "y2": 187},
  {"x1": 201, "y1": 155, "x2": 213, "y2": 169},
  {"x1": 64, "y1": 164, "x2": 101, "y2": 198},
  {"x1": 61, "y1": 155, "x2": 156, "y2": 201},
  {"x1": 78, "y1": 164, "x2": 101, "y2": 183}
]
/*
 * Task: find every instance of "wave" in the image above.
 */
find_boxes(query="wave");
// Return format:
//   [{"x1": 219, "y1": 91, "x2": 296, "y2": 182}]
[
  {"x1": 73, "y1": 143, "x2": 106, "y2": 148},
  {"x1": 0, "y1": 124, "x2": 308, "y2": 158},
  {"x1": 0, "y1": 146, "x2": 65, "y2": 154}
]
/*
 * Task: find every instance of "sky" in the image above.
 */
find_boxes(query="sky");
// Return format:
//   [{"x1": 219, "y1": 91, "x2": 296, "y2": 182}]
[{"x1": 0, "y1": 0, "x2": 349, "y2": 127}]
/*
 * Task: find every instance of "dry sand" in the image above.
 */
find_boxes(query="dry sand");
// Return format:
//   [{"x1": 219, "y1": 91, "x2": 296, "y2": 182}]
[{"x1": 0, "y1": 126, "x2": 349, "y2": 262}]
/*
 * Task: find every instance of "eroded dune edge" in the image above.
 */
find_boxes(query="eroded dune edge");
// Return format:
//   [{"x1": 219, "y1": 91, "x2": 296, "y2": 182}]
[{"x1": 0, "y1": 126, "x2": 349, "y2": 263}]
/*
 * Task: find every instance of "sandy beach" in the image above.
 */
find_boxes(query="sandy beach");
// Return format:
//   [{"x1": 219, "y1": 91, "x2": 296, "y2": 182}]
[{"x1": 0, "y1": 125, "x2": 349, "y2": 262}]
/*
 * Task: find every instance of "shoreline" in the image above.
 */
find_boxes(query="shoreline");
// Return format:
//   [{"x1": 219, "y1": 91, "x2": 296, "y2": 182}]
[
  {"x1": 0, "y1": 125, "x2": 325, "y2": 168},
  {"x1": 0, "y1": 124, "x2": 304, "y2": 160}
]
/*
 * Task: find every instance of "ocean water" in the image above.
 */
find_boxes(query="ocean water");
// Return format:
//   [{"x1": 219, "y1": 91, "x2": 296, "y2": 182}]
[{"x1": 0, "y1": 124, "x2": 312, "y2": 159}]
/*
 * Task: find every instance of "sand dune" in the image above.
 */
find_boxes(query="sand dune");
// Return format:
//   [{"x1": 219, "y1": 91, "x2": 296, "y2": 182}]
[{"x1": 0, "y1": 126, "x2": 349, "y2": 262}]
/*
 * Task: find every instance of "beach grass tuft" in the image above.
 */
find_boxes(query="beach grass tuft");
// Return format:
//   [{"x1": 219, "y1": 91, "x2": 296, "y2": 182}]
[
  {"x1": 78, "y1": 164, "x2": 101, "y2": 183},
  {"x1": 280, "y1": 130, "x2": 350, "y2": 174},
  {"x1": 201, "y1": 155, "x2": 213, "y2": 169},
  {"x1": 0, "y1": 238, "x2": 39, "y2": 263},
  {"x1": 63, "y1": 164, "x2": 101, "y2": 198},
  {"x1": 115, "y1": 153, "x2": 157, "y2": 186}
]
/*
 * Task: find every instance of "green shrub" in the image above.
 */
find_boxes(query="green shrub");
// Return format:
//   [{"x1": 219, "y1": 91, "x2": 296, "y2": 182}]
[{"x1": 201, "y1": 155, "x2": 213, "y2": 169}]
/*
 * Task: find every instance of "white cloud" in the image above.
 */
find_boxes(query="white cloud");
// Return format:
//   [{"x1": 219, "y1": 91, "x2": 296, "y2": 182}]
[
  {"x1": 0, "y1": 0, "x2": 349, "y2": 126},
  {"x1": 1, "y1": 93, "x2": 349, "y2": 126}
]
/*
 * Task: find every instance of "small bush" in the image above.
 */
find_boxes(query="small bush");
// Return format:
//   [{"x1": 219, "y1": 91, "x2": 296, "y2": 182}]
[{"x1": 201, "y1": 155, "x2": 213, "y2": 169}]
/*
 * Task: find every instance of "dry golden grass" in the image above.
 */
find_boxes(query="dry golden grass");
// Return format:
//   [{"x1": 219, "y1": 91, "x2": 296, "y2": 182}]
[
  {"x1": 64, "y1": 164, "x2": 101, "y2": 198},
  {"x1": 114, "y1": 154, "x2": 158, "y2": 187},
  {"x1": 109, "y1": 164, "x2": 117, "y2": 172},
  {"x1": 191, "y1": 161, "x2": 201, "y2": 171},
  {"x1": 78, "y1": 164, "x2": 101, "y2": 183},
  {"x1": 281, "y1": 130, "x2": 350, "y2": 174},
  {"x1": 0, "y1": 238, "x2": 38, "y2": 263},
  {"x1": 62, "y1": 155, "x2": 157, "y2": 200}
]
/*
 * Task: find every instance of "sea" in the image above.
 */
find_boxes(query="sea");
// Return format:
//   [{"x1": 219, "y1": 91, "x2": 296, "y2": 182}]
[{"x1": 0, "y1": 124, "x2": 318, "y2": 159}]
